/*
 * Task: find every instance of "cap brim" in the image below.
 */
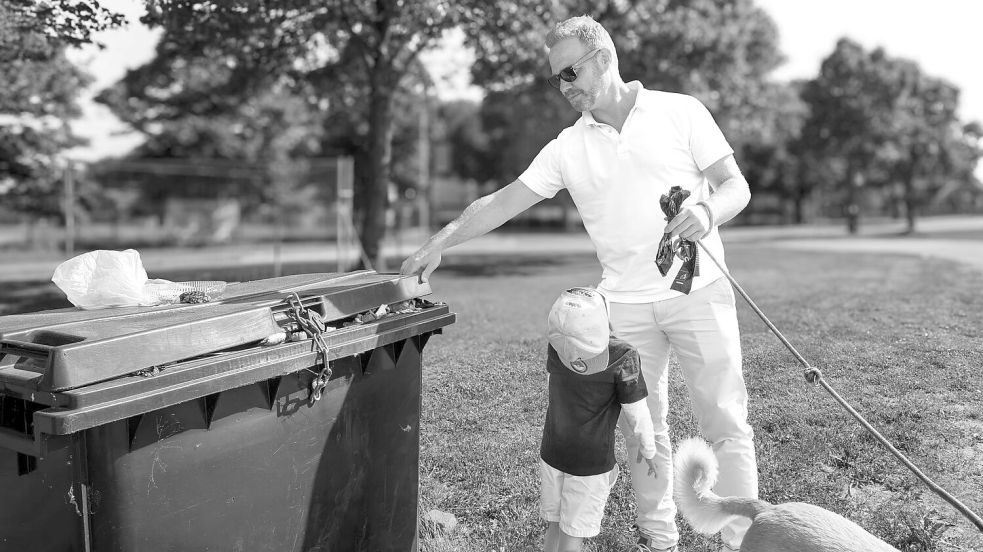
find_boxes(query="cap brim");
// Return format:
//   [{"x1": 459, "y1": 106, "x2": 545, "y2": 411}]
[{"x1": 556, "y1": 346, "x2": 609, "y2": 375}]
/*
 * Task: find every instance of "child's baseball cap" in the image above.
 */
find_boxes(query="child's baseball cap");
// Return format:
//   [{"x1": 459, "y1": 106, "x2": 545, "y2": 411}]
[{"x1": 547, "y1": 287, "x2": 610, "y2": 375}]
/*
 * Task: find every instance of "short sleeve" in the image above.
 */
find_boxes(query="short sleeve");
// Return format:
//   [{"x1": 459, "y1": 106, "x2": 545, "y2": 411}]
[
  {"x1": 610, "y1": 341, "x2": 648, "y2": 404},
  {"x1": 687, "y1": 96, "x2": 734, "y2": 171},
  {"x1": 517, "y1": 138, "x2": 565, "y2": 199}
]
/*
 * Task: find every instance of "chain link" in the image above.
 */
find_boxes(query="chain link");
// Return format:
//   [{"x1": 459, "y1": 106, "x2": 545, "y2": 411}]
[{"x1": 287, "y1": 293, "x2": 332, "y2": 404}]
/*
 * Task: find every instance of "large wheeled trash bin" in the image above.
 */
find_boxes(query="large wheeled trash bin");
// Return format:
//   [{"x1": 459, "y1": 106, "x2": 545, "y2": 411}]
[{"x1": 0, "y1": 271, "x2": 455, "y2": 552}]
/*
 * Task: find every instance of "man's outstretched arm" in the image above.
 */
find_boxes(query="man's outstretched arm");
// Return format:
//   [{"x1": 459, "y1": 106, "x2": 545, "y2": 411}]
[{"x1": 400, "y1": 179, "x2": 545, "y2": 282}]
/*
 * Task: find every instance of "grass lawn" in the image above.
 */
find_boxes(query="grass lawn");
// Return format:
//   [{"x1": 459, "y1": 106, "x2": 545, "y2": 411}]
[{"x1": 417, "y1": 243, "x2": 983, "y2": 552}]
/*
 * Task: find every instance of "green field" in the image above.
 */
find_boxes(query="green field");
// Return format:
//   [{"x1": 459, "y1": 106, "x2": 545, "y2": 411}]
[{"x1": 417, "y1": 244, "x2": 983, "y2": 551}]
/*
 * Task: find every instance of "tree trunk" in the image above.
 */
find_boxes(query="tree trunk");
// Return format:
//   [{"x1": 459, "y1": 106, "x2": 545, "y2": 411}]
[
  {"x1": 846, "y1": 206, "x2": 859, "y2": 234},
  {"x1": 789, "y1": 166, "x2": 806, "y2": 224},
  {"x1": 793, "y1": 193, "x2": 804, "y2": 224},
  {"x1": 360, "y1": 78, "x2": 396, "y2": 271},
  {"x1": 902, "y1": 151, "x2": 920, "y2": 235},
  {"x1": 903, "y1": 176, "x2": 917, "y2": 234},
  {"x1": 845, "y1": 169, "x2": 863, "y2": 235}
]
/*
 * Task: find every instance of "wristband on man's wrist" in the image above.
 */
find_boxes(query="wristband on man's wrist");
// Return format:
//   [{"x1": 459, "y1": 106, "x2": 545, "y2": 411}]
[{"x1": 696, "y1": 200, "x2": 715, "y2": 236}]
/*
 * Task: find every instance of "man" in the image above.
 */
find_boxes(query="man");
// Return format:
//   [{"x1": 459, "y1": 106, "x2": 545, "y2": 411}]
[{"x1": 400, "y1": 15, "x2": 757, "y2": 552}]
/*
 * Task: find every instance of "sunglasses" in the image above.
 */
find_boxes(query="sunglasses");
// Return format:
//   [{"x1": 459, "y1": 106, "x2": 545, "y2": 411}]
[{"x1": 547, "y1": 48, "x2": 601, "y2": 89}]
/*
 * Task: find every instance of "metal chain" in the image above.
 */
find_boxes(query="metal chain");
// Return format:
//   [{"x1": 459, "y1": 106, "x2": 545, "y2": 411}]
[{"x1": 288, "y1": 293, "x2": 332, "y2": 404}]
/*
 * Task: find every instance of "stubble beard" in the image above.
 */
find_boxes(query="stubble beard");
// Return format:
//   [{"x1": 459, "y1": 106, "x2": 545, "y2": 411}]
[
  {"x1": 565, "y1": 88, "x2": 596, "y2": 112},
  {"x1": 565, "y1": 78, "x2": 604, "y2": 113}
]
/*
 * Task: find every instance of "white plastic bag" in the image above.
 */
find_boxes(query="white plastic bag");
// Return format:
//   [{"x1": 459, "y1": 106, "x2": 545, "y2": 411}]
[
  {"x1": 52, "y1": 249, "x2": 155, "y2": 309},
  {"x1": 52, "y1": 250, "x2": 228, "y2": 309}
]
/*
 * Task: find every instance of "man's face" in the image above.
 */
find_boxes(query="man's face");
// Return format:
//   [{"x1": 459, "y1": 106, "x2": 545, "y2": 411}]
[{"x1": 548, "y1": 38, "x2": 604, "y2": 112}]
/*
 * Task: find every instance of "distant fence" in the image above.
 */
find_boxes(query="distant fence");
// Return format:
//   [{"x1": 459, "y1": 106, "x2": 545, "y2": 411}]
[
  {"x1": 89, "y1": 157, "x2": 356, "y2": 246},
  {"x1": 0, "y1": 157, "x2": 370, "y2": 256}
]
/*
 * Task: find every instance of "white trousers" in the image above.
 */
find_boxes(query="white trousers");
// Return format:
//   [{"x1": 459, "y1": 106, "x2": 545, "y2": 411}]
[{"x1": 611, "y1": 277, "x2": 758, "y2": 550}]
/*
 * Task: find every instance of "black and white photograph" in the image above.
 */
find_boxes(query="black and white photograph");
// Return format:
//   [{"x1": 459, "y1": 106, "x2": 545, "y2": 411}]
[{"x1": 1, "y1": 1, "x2": 981, "y2": 551}]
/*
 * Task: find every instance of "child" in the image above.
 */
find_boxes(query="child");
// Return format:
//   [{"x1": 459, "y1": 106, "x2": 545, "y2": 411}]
[{"x1": 541, "y1": 287, "x2": 658, "y2": 552}]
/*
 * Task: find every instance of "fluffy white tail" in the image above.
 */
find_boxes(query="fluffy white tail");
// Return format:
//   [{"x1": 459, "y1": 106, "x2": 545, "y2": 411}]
[{"x1": 673, "y1": 437, "x2": 768, "y2": 534}]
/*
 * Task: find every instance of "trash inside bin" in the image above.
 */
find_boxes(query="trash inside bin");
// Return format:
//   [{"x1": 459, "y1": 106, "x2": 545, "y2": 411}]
[{"x1": 0, "y1": 270, "x2": 455, "y2": 552}]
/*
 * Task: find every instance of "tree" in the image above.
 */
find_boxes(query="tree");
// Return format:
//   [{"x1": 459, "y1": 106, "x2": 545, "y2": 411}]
[
  {"x1": 96, "y1": 75, "x2": 328, "y2": 225},
  {"x1": 0, "y1": 51, "x2": 94, "y2": 220},
  {"x1": 607, "y1": 0, "x2": 785, "y2": 144},
  {"x1": 946, "y1": 121, "x2": 983, "y2": 208},
  {"x1": 697, "y1": 79, "x2": 807, "y2": 224},
  {"x1": 800, "y1": 39, "x2": 902, "y2": 233},
  {"x1": 0, "y1": 0, "x2": 126, "y2": 62},
  {"x1": 0, "y1": 0, "x2": 125, "y2": 224},
  {"x1": 799, "y1": 38, "x2": 980, "y2": 233},
  {"x1": 478, "y1": 86, "x2": 577, "y2": 184},
  {"x1": 877, "y1": 71, "x2": 978, "y2": 232},
  {"x1": 433, "y1": 99, "x2": 496, "y2": 185},
  {"x1": 98, "y1": 0, "x2": 561, "y2": 268}
]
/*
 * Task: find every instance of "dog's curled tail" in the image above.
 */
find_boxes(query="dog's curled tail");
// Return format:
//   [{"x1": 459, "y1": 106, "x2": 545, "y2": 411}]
[{"x1": 673, "y1": 437, "x2": 770, "y2": 534}]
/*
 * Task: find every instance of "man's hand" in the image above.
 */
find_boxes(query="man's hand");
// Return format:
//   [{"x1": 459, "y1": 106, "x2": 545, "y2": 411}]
[
  {"x1": 636, "y1": 449, "x2": 658, "y2": 479},
  {"x1": 400, "y1": 249, "x2": 442, "y2": 284},
  {"x1": 664, "y1": 204, "x2": 710, "y2": 241}
]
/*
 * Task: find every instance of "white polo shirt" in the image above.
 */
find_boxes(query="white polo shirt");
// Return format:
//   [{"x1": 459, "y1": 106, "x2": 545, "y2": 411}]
[{"x1": 518, "y1": 82, "x2": 734, "y2": 303}]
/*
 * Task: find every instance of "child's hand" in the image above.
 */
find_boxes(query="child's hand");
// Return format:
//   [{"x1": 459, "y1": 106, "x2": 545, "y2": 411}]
[{"x1": 636, "y1": 449, "x2": 658, "y2": 479}]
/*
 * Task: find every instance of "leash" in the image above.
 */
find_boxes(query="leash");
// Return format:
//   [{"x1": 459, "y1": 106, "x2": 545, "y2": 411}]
[{"x1": 696, "y1": 241, "x2": 983, "y2": 534}]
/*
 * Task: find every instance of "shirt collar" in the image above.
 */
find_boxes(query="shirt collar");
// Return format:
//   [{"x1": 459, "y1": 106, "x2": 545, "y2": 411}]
[{"x1": 580, "y1": 81, "x2": 647, "y2": 128}]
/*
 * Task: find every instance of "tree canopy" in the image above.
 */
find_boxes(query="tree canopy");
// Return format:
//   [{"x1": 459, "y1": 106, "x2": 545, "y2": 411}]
[
  {"x1": 12, "y1": 0, "x2": 973, "y2": 246},
  {"x1": 97, "y1": 0, "x2": 558, "y2": 266},
  {"x1": 798, "y1": 38, "x2": 981, "y2": 232},
  {"x1": 0, "y1": 0, "x2": 123, "y2": 220},
  {"x1": 0, "y1": 0, "x2": 126, "y2": 62}
]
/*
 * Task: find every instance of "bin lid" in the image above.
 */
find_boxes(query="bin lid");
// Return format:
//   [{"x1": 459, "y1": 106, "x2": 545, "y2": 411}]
[{"x1": 0, "y1": 271, "x2": 430, "y2": 392}]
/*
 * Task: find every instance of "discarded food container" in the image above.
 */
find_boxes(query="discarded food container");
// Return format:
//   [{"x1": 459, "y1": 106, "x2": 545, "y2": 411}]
[{"x1": 0, "y1": 271, "x2": 455, "y2": 552}]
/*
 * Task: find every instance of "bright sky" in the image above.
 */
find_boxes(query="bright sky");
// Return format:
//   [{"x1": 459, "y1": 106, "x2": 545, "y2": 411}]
[
  {"x1": 64, "y1": 0, "x2": 159, "y2": 161},
  {"x1": 66, "y1": 1, "x2": 983, "y2": 168},
  {"x1": 756, "y1": 0, "x2": 983, "y2": 125}
]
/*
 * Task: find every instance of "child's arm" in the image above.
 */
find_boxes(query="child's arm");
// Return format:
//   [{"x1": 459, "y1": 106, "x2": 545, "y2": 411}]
[
  {"x1": 622, "y1": 399, "x2": 658, "y2": 477},
  {"x1": 611, "y1": 342, "x2": 658, "y2": 477}
]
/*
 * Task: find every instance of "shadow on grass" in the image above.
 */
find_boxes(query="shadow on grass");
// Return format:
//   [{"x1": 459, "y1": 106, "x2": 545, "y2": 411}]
[
  {"x1": 0, "y1": 282, "x2": 72, "y2": 315},
  {"x1": 434, "y1": 253, "x2": 595, "y2": 278}
]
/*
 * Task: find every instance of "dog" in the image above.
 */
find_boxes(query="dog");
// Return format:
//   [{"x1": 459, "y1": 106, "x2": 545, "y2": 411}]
[{"x1": 673, "y1": 437, "x2": 900, "y2": 552}]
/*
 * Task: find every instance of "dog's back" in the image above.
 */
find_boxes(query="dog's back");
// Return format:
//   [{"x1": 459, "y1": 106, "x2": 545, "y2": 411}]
[{"x1": 673, "y1": 437, "x2": 900, "y2": 552}]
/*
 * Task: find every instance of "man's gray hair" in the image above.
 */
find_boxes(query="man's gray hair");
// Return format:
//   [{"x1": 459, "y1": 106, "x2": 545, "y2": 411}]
[{"x1": 545, "y1": 15, "x2": 619, "y2": 71}]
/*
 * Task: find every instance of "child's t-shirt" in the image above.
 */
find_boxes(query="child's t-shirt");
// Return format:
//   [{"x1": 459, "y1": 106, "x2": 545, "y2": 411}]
[{"x1": 540, "y1": 337, "x2": 648, "y2": 476}]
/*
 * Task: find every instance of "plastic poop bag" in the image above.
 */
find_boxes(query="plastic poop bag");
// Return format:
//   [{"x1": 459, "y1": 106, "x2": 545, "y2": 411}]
[
  {"x1": 51, "y1": 249, "x2": 228, "y2": 309},
  {"x1": 52, "y1": 249, "x2": 154, "y2": 309}
]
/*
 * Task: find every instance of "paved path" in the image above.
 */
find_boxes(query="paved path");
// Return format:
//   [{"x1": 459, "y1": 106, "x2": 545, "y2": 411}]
[
  {"x1": 766, "y1": 238, "x2": 983, "y2": 272},
  {"x1": 1, "y1": 215, "x2": 980, "y2": 282},
  {"x1": 0, "y1": 233, "x2": 602, "y2": 282},
  {"x1": 723, "y1": 214, "x2": 983, "y2": 273}
]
